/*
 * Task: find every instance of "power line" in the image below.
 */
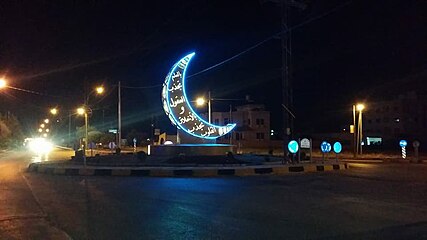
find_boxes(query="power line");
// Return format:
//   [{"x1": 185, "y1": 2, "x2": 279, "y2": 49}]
[
  {"x1": 187, "y1": 1, "x2": 352, "y2": 79},
  {"x1": 120, "y1": 84, "x2": 162, "y2": 89}
]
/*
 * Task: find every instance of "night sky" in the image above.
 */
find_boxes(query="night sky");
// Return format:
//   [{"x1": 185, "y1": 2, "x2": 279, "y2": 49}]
[{"x1": 1, "y1": 0, "x2": 426, "y2": 137}]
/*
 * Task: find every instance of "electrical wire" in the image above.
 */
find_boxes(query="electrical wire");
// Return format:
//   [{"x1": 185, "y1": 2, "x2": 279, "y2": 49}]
[
  {"x1": 120, "y1": 84, "x2": 162, "y2": 89},
  {"x1": 187, "y1": 1, "x2": 352, "y2": 79}
]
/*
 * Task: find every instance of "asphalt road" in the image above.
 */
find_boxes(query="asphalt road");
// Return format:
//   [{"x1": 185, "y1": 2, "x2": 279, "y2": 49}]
[
  {"x1": 2, "y1": 148, "x2": 427, "y2": 239},
  {"x1": 0, "y1": 148, "x2": 73, "y2": 240}
]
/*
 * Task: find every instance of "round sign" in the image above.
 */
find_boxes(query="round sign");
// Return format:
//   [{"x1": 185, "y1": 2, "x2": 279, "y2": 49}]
[
  {"x1": 399, "y1": 140, "x2": 407, "y2": 147},
  {"x1": 413, "y1": 140, "x2": 420, "y2": 148},
  {"x1": 333, "y1": 142, "x2": 342, "y2": 154},
  {"x1": 288, "y1": 140, "x2": 299, "y2": 154},
  {"x1": 300, "y1": 138, "x2": 310, "y2": 149},
  {"x1": 320, "y1": 141, "x2": 331, "y2": 153}
]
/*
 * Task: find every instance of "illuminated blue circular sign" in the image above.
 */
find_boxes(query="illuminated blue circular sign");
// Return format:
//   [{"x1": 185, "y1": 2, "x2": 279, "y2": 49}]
[
  {"x1": 320, "y1": 141, "x2": 331, "y2": 153},
  {"x1": 333, "y1": 142, "x2": 342, "y2": 154},
  {"x1": 288, "y1": 140, "x2": 299, "y2": 154},
  {"x1": 399, "y1": 140, "x2": 407, "y2": 147}
]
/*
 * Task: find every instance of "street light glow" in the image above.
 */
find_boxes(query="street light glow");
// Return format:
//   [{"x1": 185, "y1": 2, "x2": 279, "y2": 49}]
[
  {"x1": 356, "y1": 104, "x2": 365, "y2": 111},
  {"x1": 0, "y1": 79, "x2": 6, "y2": 89},
  {"x1": 77, "y1": 107, "x2": 85, "y2": 115},
  {"x1": 44, "y1": 119, "x2": 49, "y2": 124},
  {"x1": 196, "y1": 97, "x2": 205, "y2": 106},
  {"x1": 38, "y1": 128, "x2": 43, "y2": 132},
  {"x1": 40, "y1": 123, "x2": 45, "y2": 128},
  {"x1": 46, "y1": 128, "x2": 50, "y2": 133},
  {"x1": 96, "y1": 86, "x2": 104, "y2": 94},
  {"x1": 50, "y1": 108, "x2": 58, "y2": 115}
]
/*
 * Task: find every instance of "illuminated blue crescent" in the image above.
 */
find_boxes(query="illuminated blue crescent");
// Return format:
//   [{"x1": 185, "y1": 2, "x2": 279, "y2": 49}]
[{"x1": 162, "y1": 52, "x2": 236, "y2": 139}]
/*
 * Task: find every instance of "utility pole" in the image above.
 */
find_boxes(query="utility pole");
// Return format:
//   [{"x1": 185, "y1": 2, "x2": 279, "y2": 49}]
[
  {"x1": 68, "y1": 110, "x2": 72, "y2": 146},
  {"x1": 281, "y1": 0, "x2": 293, "y2": 159},
  {"x1": 352, "y1": 105, "x2": 356, "y2": 158},
  {"x1": 118, "y1": 81, "x2": 122, "y2": 148},
  {"x1": 208, "y1": 90, "x2": 212, "y2": 123}
]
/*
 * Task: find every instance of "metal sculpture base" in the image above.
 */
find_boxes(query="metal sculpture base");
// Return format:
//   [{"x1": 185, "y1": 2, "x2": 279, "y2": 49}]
[{"x1": 150, "y1": 144, "x2": 234, "y2": 157}]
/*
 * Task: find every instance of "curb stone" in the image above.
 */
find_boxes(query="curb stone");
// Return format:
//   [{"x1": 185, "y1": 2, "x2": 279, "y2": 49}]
[{"x1": 28, "y1": 162, "x2": 347, "y2": 177}]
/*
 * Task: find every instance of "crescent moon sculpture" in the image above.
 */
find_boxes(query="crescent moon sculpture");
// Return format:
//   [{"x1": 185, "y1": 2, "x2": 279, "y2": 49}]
[{"x1": 162, "y1": 52, "x2": 236, "y2": 139}]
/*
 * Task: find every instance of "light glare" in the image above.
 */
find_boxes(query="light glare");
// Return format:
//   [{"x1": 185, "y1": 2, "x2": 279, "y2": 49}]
[
  {"x1": 28, "y1": 138, "x2": 53, "y2": 154},
  {"x1": 77, "y1": 107, "x2": 85, "y2": 115},
  {"x1": 196, "y1": 97, "x2": 205, "y2": 106},
  {"x1": 0, "y1": 79, "x2": 6, "y2": 89},
  {"x1": 356, "y1": 104, "x2": 365, "y2": 111},
  {"x1": 96, "y1": 86, "x2": 104, "y2": 94},
  {"x1": 50, "y1": 108, "x2": 58, "y2": 115}
]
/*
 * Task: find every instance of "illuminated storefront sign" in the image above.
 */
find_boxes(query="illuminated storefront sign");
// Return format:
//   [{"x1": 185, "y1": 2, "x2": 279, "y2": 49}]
[{"x1": 162, "y1": 52, "x2": 236, "y2": 139}]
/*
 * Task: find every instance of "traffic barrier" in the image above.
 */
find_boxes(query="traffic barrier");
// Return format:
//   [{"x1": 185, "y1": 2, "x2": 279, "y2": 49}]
[{"x1": 28, "y1": 163, "x2": 348, "y2": 177}]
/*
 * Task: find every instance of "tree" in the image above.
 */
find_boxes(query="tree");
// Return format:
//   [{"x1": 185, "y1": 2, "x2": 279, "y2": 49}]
[
  {"x1": 0, "y1": 112, "x2": 24, "y2": 149},
  {"x1": 126, "y1": 129, "x2": 147, "y2": 147}
]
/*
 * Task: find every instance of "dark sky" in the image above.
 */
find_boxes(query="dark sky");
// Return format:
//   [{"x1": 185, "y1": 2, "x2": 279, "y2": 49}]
[{"x1": 0, "y1": 0, "x2": 426, "y2": 137}]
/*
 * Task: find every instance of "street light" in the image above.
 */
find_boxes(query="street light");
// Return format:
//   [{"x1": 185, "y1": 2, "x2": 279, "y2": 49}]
[
  {"x1": 0, "y1": 78, "x2": 7, "y2": 89},
  {"x1": 40, "y1": 123, "x2": 45, "y2": 128},
  {"x1": 195, "y1": 91, "x2": 211, "y2": 123},
  {"x1": 356, "y1": 104, "x2": 365, "y2": 112},
  {"x1": 50, "y1": 108, "x2": 58, "y2": 115},
  {"x1": 353, "y1": 103, "x2": 365, "y2": 156},
  {"x1": 196, "y1": 97, "x2": 205, "y2": 106},
  {"x1": 77, "y1": 107, "x2": 85, "y2": 115},
  {"x1": 96, "y1": 86, "x2": 104, "y2": 94},
  {"x1": 77, "y1": 107, "x2": 89, "y2": 159},
  {"x1": 44, "y1": 119, "x2": 49, "y2": 124},
  {"x1": 79, "y1": 85, "x2": 103, "y2": 157}
]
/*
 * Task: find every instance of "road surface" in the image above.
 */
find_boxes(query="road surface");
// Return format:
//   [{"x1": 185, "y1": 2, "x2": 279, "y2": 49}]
[{"x1": 1, "y1": 148, "x2": 427, "y2": 239}]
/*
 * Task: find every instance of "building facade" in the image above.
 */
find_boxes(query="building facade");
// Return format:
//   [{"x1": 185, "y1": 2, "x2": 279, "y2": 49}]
[
  {"x1": 363, "y1": 92, "x2": 427, "y2": 147},
  {"x1": 212, "y1": 104, "x2": 276, "y2": 148}
]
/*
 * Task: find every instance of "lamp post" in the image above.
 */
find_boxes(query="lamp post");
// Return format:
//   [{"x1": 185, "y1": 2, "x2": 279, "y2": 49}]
[
  {"x1": 78, "y1": 85, "x2": 104, "y2": 156},
  {"x1": 196, "y1": 91, "x2": 211, "y2": 123},
  {"x1": 355, "y1": 103, "x2": 365, "y2": 155},
  {"x1": 77, "y1": 107, "x2": 87, "y2": 147},
  {"x1": 352, "y1": 105, "x2": 356, "y2": 158},
  {"x1": 118, "y1": 81, "x2": 121, "y2": 148}
]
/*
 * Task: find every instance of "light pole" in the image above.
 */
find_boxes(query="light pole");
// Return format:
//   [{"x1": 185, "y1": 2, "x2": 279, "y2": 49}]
[
  {"x1": 196, "y1": 91, "x2": 211, "y2": 123},
  {"x1": 77, "y1": 107, "x2": 87, "y2": 149},
  {"x1": 355, "y1": 103, "x2": 365, "y2": 155},
  {"x1": 352, "y1": 105, "x2": 356, "y2": 158},
  {"x1": 118, "y1": 81, "x2": 121, "y2": 148},
  {"x1": 78, "y1": 85, "x2": 104, "y2": 155}
]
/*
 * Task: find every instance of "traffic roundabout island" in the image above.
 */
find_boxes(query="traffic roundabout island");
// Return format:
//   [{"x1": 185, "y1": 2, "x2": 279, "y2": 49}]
[{"x1": 27, "y1": 153, "x2": 348, "y2": 177}]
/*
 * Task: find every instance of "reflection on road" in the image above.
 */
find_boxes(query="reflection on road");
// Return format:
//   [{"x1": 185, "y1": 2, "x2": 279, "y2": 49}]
[
  {"x1": 31, "y1": 154, "x2": 49, "y2": 163},
  {"x1": 30, "y1": 147, "x2": 74, "y2": 163}
]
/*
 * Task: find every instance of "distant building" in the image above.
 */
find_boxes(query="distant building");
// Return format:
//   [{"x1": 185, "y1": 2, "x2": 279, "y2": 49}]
[
  {"x1": 212, "y1": 104, "x2": 280, "y2": 149},
  {"x1": 363, "y1": 92, "x2": 427, "y2": 146}
]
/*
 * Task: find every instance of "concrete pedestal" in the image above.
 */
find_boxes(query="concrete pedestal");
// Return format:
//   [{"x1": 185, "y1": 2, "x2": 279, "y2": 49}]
[{"x1": 149, "y1": 144, "x2": 234, "y2": 157}]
